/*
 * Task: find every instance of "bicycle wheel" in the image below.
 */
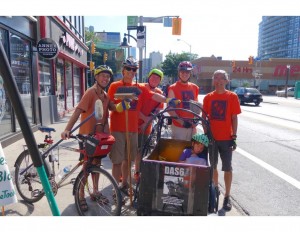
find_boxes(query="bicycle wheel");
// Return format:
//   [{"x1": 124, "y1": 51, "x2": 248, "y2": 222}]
[
  {"x1": 74, "y1": 166, "x2": 122, "y2": 216},
  {"x1": 14, "y1": 145, "x2": 50, "y2": 203}
]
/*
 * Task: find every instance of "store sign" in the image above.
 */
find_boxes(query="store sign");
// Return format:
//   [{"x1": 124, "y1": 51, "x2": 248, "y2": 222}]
[
  {"x1": 37, "y1": 38, "x2": 59, "y2": 60},
  {"x1": 60, "y1": 32, "x2": 83, "y2": 56},
  {"x1": 232, "y1": 66, "x2": 253, "y2": 74},
  {"x1": 273, "y1": 65, "x2": 300, "y2": 77}
]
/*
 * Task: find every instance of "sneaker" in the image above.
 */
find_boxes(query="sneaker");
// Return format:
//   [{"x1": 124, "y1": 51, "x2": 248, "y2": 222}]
[{"x1": 223, "y1": 196, "x2": 232, "y2": 211}]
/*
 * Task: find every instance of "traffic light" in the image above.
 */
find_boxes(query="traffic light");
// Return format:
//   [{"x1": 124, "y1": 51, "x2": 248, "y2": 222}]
[
  {"x1": 89, "y1": 61, "x2": 94, "y2": 71},
  {"x1": 248, "y1": 56, "x2": 254, "y2": 65},
  {"x1": 172, "y1": 17, "x2": 182, "y2": 35},
  {"x1": 231, "y1": 60, "x2": 236, "y2": 68},
  {"x1": 91, "y1": 42, "x2": 96, "y2": 54},
  {"x1": 103, "y1": 52, "x2": 108, "y2": 63}
]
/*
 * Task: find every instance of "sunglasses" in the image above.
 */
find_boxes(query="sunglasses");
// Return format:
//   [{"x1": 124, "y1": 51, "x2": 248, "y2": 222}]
[{"x1": 125, "y1": 67, "x2": 137, "y2": 72}]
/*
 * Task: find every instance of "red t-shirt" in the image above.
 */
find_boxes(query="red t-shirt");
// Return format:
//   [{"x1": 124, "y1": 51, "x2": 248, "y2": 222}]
[
  {"x1": 138, "y1": 83, "x2": 164, "y2": 134},
  {"x1": 203, "y1": 90, "x2": 241, "y2": 140},
  {"x1": 168, "y1": 81, "x2": 199, "y2": 127},
  {"x1": 107, "y1": 80, "x2": 154, "y2": 133}
]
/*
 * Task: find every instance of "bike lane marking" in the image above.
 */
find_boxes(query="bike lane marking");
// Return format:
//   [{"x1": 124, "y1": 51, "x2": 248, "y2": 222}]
[{"x1": 236, "y1": 147, "x2": 300, "y2": 190}]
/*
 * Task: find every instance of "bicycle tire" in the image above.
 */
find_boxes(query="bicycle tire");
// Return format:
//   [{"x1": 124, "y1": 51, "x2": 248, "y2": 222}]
[
  {"x1": 14, "y1": 144, "x2": 50, "y2": 203},
  {"x1": 74, "y1": 166, "x2": 122, "y2": 216}
]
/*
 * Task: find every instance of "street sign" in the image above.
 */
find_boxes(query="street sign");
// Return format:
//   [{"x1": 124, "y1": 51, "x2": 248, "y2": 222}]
[
  {"x1": 142, "y1": 17, "x2": 163, "y2": 23},
  {"x1": 127, "y1": 16, "x2": 138, "y2": 30}
]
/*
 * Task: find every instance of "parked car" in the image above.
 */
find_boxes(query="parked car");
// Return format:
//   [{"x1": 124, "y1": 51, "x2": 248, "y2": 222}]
[
  {"x1": 275, "y1": 87, "x2": 295, "y2": 97},
  {"x1": 234, "y1": 87, "x2": 263, "y2": 106}
]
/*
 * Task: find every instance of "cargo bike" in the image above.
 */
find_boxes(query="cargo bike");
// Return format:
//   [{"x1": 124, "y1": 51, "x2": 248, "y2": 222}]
[{"x1": 133, "y1": 100, "x2": 219, "y2": 216}]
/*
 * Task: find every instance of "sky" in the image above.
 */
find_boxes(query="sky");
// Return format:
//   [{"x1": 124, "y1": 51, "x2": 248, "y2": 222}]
[
  {"x1": 85, "y1": 15, "x2": 262, "y2": 61},
  {"x1": 3, "y1": 0, "x2": 299, "y2": 63}
]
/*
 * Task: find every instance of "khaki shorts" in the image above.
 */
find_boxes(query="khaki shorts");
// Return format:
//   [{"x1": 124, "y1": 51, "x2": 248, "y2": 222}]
[
  {"x1": 171, "y1": 124, "x2": 196, "y2": 141},
  {"x1": 109, "y1": 131, "x2": 138, "y2": 164}
]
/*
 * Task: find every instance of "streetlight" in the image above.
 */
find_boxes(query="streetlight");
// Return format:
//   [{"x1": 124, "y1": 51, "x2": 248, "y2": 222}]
[
  {"x1": 120, "y1": 33, "x2": 143, "y2": 83},
  {"x1": 285, "y1": 64, "x2": 290, "y2": 98},
  {"x1": 177, "y1": 38, "x2": 192, "y2": 60}
]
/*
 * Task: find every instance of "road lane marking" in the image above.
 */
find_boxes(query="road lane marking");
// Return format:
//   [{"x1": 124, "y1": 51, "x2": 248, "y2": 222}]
[{"x1": 236, "y1": 147, "x2": 300, "y2": 190}]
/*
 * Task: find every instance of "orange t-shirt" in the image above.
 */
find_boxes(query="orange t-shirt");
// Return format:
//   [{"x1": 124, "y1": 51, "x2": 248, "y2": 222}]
[
  {"x1": 77, "y1": 86, "x2": 112, "y2": 135},
  {"x1": 168, "y1": 81, "x2": 199, "y2": 128},
  {"x1": 107, "y1": 80, "x2": 154, "y2": 133},
  {"x1": 203, "y1": 90, "x2": 241, "y2": 140},
  {"x1": 138, "y1": 83, "x2": 164, "y2": 134}
]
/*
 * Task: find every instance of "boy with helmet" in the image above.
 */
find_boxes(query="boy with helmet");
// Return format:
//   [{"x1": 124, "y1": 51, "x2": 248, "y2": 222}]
[
  {"x1": 61, "y1": 65, "x2": 128, "y2": 211},
  {"x1": 179, "y1": 133, "x2": 209, "y2": 166},
  {"x1": 168, "y1": 61, "x2": 200, "y2": 141},
  {"x1": 108, "y1": 58, "x2": 180, "y2": 192}
]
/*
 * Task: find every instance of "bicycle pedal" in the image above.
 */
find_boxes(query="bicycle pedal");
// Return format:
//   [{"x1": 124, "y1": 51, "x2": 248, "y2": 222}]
[{"x1": 32, "y1": 189, "x2": 43, "y2": 197}]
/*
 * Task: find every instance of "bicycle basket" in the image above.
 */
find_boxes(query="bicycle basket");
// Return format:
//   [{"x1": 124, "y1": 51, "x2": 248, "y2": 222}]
[{"x1": 85, "y1": 132, "x2": 115, "y2": 157}]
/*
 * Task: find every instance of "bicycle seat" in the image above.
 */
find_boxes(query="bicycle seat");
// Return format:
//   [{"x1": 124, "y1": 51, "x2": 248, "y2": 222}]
[{"x1": 38, "y1": 126, "x2": 56, "y2": 133}]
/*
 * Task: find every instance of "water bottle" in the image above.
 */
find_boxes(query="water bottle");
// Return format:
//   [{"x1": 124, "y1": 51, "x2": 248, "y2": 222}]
[{"x1": 57, "y1": 165, "x2": 72, "y2": 180}]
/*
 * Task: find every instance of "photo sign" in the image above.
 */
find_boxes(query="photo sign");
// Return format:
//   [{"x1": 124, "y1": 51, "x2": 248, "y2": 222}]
[
  {"x1": 37, "y1": 38, "x2": 59, "y2": 59},
  {"x1": 0, "y1": 143, "x2": 18, "y2": 206}
]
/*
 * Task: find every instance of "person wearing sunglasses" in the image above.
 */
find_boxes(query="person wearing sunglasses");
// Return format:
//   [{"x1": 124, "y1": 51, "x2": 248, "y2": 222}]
[
  {"x1": 108, "y1": 57, "x2": 180, "y2": 193},
  {"x1": 167, "y1": 61, "x2": 200, "y2": 141}
]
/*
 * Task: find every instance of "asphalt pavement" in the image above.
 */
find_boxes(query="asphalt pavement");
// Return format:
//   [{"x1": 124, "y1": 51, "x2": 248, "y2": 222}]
[{"x1": 3, "y1": 96, "x2": 280, "y2": 217}]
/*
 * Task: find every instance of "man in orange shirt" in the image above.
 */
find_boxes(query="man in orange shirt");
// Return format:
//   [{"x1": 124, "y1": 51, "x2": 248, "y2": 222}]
[
  {"x1": 108, "y1": 58, "x2": 180, "y2": 192},
  {"x1": 168, "y1": 61, "x2": 200, "y2": 141},
  {"x1": 202, "y1": 70, "x2": 241, "y2": 211}
]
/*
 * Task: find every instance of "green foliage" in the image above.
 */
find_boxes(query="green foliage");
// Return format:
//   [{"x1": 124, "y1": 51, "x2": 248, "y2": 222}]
[{"x1": 161, "y1": 52, "x2": 198, "y2": 83}]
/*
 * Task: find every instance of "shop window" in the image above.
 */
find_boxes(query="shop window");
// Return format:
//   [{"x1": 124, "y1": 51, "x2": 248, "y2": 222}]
[
  {"x1": 73, "y1": 65, "x2": 81, "y2": 105},
  {"x1": 56, "y1": 58, "x2": 65, "y2": 118},
  {"x1": 39, "y1": 59, "x2": 53, "y2": 96},
  {"x1": 9, "y1": 33, "x2": 33, "y2": 128},
  {"x1": 65, "y1": 61, "x2": 73, "y2": 109},
  {"x1": 0, "y1": 28, "x2": 12, "y2": 138}
]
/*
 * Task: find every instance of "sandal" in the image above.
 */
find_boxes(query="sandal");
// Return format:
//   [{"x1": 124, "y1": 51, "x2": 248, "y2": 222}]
[
  {"x1": 79, "y1": 198, "x2": 88, "y2": 212},
  {"x1": 90, "y1": 192, "x2": 109, "y2": 205}
]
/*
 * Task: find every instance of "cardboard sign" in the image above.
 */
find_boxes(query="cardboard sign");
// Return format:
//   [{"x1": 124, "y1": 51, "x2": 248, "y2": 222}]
[{"x1": 0, "y1": 143, "x2": 18, "y2": 206}]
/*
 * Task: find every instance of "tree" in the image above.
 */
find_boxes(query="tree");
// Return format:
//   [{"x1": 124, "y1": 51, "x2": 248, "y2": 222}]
[{"x1": 161, "y1": 52, "x2": 198, "y2": 83}]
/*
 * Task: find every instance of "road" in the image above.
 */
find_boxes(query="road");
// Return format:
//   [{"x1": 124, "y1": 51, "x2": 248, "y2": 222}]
[{"x1": 199, "y1": 95, "x2": 300, "y2": 216}]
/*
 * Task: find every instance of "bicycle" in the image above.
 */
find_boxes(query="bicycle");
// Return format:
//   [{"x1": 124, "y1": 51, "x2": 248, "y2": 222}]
[{"x1": 14, "y1": 126, "x2": 122, "y2": 216}]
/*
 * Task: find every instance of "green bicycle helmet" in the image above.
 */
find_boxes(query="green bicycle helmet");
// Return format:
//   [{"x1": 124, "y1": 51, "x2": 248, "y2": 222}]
[
  {"x1": 148, "y1": 68, "x2": 164, "y2": 81},
  {"x1": 94, "y1": 65, "x2": 113, "y2": 77},
  {"x1": 192, "y1": 133, "x2": 209, "y2": 147}
]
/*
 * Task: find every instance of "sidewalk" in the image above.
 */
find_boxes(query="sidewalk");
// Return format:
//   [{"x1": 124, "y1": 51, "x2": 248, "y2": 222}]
[{"x1": 2, "y1": 112, "x2": 245, "y2": 216}]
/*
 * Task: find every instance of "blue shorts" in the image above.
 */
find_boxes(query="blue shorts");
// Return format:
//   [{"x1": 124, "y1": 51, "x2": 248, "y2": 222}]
[{"x1": 211, "y1": 140, "x2": 233, "y2": 171}]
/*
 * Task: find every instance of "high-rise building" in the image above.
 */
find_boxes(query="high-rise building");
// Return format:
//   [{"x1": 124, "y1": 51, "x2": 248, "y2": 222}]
[
  {"x1": 258, "y1": 16, "x2": 300, "y2": 60},
  {"x1": 149, "y1": 51, "x2": 163, "y2": 68}
]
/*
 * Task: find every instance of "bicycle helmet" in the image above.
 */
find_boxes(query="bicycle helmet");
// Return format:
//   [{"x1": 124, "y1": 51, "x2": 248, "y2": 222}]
[
  {"x1": 94, "y1": 65, "x2": 113, "y2": 77},
  {"x1": 123, "y1": 57, "x2": 139, "y2": 68},
  {"x1": 178, "y1": 61, "x2": 193, "y2": 71},
  {"x1": 192, "y1": 133, "x2": 209, "y2": 147},
  {"x1": 148, "y1": 68, "x2": 164, "y2": 81}
]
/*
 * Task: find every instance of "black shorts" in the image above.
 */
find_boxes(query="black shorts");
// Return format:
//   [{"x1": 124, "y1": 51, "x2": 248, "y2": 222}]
[{"x1": 211, "y1": 140, "x2": 233, "y2": 171}]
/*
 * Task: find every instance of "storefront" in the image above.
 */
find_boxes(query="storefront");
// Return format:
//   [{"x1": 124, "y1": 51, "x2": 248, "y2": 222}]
[
  {"x1": 38, "y1": 16, "x2": 88, "y2": 123},
  {"x1": 0, "y1": 16, "x2": 38, "y2": 146},
  {"x1": 0, "y1": 16, "x2": 88, "y2": 147},
  {"x1": 191, "y1": 56, "x2": 300, "y2": 94}
]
